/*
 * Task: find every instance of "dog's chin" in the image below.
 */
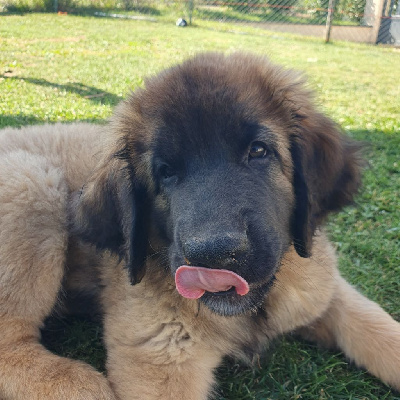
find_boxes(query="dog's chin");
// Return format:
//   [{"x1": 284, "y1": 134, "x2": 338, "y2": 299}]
[{"x1": 199, "y1": 277, "x2": 275, "y2": 317}]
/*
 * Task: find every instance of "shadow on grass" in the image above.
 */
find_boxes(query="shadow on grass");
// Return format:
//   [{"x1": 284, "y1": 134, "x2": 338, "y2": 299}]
[
  {"x1": 0, "y1": 4, "x2": 161, "y2": 15},
  {"x1": 348, "y1": 129, "x2": 400, "y2": 150},
  {"x1": 41, "y1": 315, "x2": 106, "y2": 371},
  {"x1": 71, "y1": 5, "x2": 161, "y2": 16},
  {"x1": 0, "y1": 114, "x2": 43, "y2": 128},
  {"x1": 2, "y1": 76, "x2": 123, "y2": 106},
  {"x1": 0, "y1": 11, "x2": 32, "y2": 15},
  {"x1": 0, "y1": 114, "x2": 107, "y2": 128}
]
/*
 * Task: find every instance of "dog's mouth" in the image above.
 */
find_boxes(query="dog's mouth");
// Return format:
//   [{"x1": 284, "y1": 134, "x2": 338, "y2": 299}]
[
  {"x1": 175, "y1": 265, "x2": 250, "y2": 299},
  {"x1": 175, "y1": 265, "x2": 276, "y2": 316}
]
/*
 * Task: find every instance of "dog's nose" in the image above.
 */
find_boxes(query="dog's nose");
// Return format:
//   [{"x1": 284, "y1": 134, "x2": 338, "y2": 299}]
[{"x1": 182, "y1": 233, "x2": 249, "y2": 268}]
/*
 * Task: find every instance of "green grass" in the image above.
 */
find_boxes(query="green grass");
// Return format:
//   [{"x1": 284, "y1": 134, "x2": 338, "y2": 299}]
[{"x1": 1, "y1": 13, "x2": 400, "y2": 399}]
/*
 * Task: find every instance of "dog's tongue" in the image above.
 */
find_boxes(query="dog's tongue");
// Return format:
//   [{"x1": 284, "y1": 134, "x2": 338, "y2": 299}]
[{"x1": 175, "y1": 265, "x2": 249, "y2": 299}]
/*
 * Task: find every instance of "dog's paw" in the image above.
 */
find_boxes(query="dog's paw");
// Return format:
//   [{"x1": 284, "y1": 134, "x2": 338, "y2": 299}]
[
  {"x1": 39, "y1": 360, "x2": 116, "y2": 400},
  {"x1": 2, "y1": 357, "x2": 117, "y2": 400}
]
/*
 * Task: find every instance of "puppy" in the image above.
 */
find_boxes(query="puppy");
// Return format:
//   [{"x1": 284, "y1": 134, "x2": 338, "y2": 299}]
[{"x1": 0, "y1": 52, "x2": 399, "y2": 400}]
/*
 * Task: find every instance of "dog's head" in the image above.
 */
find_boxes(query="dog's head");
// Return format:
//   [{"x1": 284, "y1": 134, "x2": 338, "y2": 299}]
[{"x1": 73, "y1": 53, "x2": 362, "y2": 316}]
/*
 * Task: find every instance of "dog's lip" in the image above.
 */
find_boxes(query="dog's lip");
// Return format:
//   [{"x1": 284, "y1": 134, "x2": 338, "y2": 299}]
[{"x1": 207, "y1": 286, "x2": 236, "y2": 296}]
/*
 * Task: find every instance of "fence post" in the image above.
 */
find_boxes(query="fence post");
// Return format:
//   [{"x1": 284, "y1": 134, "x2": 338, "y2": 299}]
[
  {"x1": 187, "y1": 0, "x2": 194, "y2": 24},
  {"x1": 370, "y1": 0, "x2": 386, "y2": 43},
  {"x1": 324, "y1": 0, "x2": 335, "y2": 42}
]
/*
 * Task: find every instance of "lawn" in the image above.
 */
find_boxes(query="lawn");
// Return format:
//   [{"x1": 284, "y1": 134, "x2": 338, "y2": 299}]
[{"x1": 1, "y1": 13, "x2": 399, "y2": 400}]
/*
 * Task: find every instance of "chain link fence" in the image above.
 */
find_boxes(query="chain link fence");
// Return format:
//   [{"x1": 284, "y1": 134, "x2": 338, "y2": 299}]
[{"x1": 1, "y1": 0, "x2": 399, "y2": 44}]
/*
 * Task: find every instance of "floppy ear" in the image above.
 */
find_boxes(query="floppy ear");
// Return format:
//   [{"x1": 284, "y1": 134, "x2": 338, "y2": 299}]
[
  {"x1": 71, "y1": 158, "x2": 149, "y2": 284},
  {"x1": 290, "y1": 112, "x2": 363, "y2": 257}
]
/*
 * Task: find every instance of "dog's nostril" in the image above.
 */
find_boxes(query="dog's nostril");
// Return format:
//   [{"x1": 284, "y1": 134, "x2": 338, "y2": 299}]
[{"x1": 182, "y1": 234, "x2": 249, "y2": 267}]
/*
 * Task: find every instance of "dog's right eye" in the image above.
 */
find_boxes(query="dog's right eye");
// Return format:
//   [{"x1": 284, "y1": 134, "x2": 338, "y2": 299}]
[{"x1": 159, "y1": 164, "x2": 177, "y2": 183}]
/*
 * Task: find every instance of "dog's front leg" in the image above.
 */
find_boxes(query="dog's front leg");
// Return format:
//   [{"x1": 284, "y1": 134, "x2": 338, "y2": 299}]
[
  {"x1": 299, "y1": 276, "x2": 400, "y2": 391},
  {"x1": 0, "y1": 319, "x2": 116, "y2": 400}
]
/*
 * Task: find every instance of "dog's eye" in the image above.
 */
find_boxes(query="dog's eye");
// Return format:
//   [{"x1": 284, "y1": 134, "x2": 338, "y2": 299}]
[
  {"x1": 159, "y1": 164, "x2": 176, "y2": 182},
  {"x1": 249, "y1": 142, "x2": 268, "y2": 159}
]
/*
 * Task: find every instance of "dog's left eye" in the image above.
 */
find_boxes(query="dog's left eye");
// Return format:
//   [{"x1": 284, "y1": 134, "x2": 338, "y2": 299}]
[{"x1": 249, "y1": 142, "x2": 268, "y2": 159}]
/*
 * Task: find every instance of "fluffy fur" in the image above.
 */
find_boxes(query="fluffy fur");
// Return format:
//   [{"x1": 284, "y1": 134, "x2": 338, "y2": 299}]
[{"x1": 0, "y1": 53, "x2": 399, "y2": 400}]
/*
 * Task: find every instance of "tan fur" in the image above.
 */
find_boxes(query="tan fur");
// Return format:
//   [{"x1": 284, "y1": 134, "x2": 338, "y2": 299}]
[
  {"x1": 0, "y1": 124, "x2": 116, "y2": 399},
  {"x1": 0, "y1": 54, "x2": 399, "y2": 399}
]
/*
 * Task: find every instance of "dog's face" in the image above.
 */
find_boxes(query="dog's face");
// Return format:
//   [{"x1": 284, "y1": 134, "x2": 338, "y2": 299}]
[
  {"x1": 73, "y1": 52, "x2": 362, "y2": 316},
  {"x1": 149, "y1": 104, "x2": 295, "y2": 315}
]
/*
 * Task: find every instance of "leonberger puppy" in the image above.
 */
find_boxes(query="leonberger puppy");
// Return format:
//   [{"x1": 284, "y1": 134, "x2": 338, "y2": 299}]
[{"x1": 0, "y1": 52, "x2": 399, "y2": 400}]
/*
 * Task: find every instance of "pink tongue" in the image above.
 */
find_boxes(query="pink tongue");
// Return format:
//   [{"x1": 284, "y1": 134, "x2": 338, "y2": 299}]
[{"x1": 175, "y1": 265, "x2": 249, "y2": 299}]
